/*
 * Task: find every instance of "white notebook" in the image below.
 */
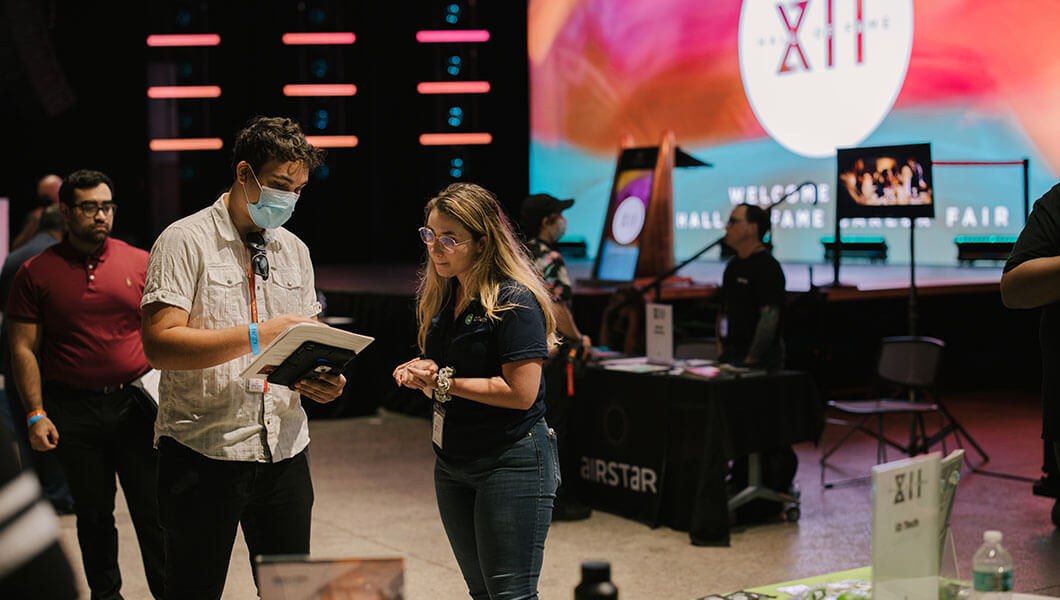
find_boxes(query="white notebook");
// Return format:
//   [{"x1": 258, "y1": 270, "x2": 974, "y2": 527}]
[{"x1": 239, "y1": 323, "x2": 374, "y2": 381}]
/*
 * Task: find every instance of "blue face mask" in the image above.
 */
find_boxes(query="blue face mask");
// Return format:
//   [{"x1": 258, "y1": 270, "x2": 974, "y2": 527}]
[{"x1": 242, "y1": 166, "x2": 299, "y2": 229}]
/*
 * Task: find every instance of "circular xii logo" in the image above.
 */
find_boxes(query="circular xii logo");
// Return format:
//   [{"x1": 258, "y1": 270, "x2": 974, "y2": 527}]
[{"x1": 739, "y1": 0, "x2": 914, "y2": 158}]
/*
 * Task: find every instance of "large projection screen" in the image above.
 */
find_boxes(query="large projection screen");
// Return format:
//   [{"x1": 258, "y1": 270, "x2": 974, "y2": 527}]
[{"x1": 529, "y1": 1, "x2": 1060, "y2": 265}]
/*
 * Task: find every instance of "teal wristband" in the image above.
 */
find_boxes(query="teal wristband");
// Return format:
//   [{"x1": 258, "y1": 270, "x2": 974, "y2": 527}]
[
  {"x1": 249, "y1": 322, "x2": 260, "y2": 355},
  {"x1": 27, "y1": 414, "x2": 45, "y2": 427}
]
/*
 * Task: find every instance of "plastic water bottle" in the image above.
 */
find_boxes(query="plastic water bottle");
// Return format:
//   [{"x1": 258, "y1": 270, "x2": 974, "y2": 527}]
[
  {"x1": 574, "y1": 560, "x2": 618, "y2": 599},
  {"x1": 972, "y1": 530, "x2": 1013, "y2": 598}
]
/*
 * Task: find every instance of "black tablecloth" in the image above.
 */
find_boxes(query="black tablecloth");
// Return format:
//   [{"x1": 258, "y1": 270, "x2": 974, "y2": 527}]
[{"x1": 572, "y1": 367, "x2": 824, "y2": 546}]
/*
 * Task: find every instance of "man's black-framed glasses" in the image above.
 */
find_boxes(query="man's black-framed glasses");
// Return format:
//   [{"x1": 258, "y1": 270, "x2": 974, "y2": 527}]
[
  {"x1": 246, "y1": 232, "x2": 269, "y2": 280},
  {"x1": 418, "y1": 226, "x2": 471, "y2": 252},
  {"x1": 72, "y1": 201, "x2": 117, "y2": 217}
]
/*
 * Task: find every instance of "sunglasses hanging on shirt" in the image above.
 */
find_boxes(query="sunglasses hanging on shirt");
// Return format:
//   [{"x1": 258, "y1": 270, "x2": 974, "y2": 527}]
[{"x1": 246, "y1": 232, "x2": 270, "y2": 280}]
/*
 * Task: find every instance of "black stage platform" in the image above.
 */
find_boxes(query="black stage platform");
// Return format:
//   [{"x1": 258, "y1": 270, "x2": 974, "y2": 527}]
[{"x1": 313, "y1": 259, "x2": 1039, "y2": 419}]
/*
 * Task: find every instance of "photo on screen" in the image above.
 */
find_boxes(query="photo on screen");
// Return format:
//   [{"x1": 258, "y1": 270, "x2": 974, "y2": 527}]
[
  {"x1": 591, "y1": 147, "x2": 657, "y2": 283},
  {"x1": 836, "y1": 142, "x2": 934, "y2": 219}
]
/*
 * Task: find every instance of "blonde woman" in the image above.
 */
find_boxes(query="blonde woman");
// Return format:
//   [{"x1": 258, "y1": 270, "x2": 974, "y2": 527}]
[{"x1": 393, "y1": 182, "x2": 560, "y2": 599}]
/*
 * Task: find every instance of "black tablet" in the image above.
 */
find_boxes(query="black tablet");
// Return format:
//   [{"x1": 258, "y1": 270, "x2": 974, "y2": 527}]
[{"x1": 264, "y1": 341, "x2": 357, "y2": 387}]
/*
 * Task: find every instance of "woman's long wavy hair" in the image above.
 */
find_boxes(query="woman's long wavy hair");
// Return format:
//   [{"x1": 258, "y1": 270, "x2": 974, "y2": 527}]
[{"x1": 415, "y1": 182, "x2": 558, "y2": 353}]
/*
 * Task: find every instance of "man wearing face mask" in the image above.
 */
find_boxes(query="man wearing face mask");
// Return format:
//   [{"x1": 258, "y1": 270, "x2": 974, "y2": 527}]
[
  {"x1": 140, "y1": 116, "x2": 346, "y2": 599},
  {"x1": 520, "y1": 193, "x2": 594, "y2": 521}
]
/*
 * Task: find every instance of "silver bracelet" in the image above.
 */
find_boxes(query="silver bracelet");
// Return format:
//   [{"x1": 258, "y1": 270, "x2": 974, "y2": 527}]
[{"x1": 435, "y1": 366, "x2": 454, "y2": 403}]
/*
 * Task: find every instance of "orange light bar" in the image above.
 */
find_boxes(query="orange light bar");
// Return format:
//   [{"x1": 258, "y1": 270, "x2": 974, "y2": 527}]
[
  {"x1": 146, "y1": 34, "x2": 221, "y2": 47},
  {"x1": 282, "y1": 32, "x2": 356, "y2": 45},
  {"x1": 147, "y1": 86, "x2": 222, "y2": 99},
  {"x1": 283, "y1": 84, "x2": 357, "y2": 97},
  {"x1": 419, "y1": 133, "x2": 493, "y2": 146},
  {"x1": 149, "y1": 138, "x2": 224, "y2": 151},
  {"x1": 416, "y1": 30, "x2": 490, "y2": 43},
  {"x1": 305, "y1": 135, "x2": 359, "y2": 148},
  {"x1": 417, "y1": 81, "x2": 491, "y2": 94}
]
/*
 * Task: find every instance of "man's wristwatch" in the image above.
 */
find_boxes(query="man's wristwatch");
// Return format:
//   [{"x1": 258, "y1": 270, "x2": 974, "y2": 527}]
[{"x1": 435, "y1": 366, "x2": 454, "y2": 403}]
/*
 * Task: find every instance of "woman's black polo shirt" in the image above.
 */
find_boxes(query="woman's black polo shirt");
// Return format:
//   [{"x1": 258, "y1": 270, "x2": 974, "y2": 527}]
[{"x1": 424, "y1": 279, "x2": 549, "y2": 461}]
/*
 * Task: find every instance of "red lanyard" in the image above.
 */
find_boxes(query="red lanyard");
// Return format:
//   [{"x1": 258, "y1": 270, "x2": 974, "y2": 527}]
[
  {"x1": 245, "y1": 246, "x2": 258, "y2": 323},
  {"x1": 566, "y1": 347, "x2": 577, "y2": 397},
  {"x1": 245, "y1": 247, "x2": 268, "y2": 393}
]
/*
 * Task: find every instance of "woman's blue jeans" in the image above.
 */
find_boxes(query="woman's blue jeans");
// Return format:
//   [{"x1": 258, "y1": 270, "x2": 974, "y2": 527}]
[{"x1": 434, "y1": 418, "x2": 560, "y2": 600}]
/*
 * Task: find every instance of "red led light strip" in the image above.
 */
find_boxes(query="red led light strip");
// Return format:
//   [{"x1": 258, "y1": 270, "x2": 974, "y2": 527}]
[
  {"x1": 283, "y1": 84, "x2": 357, "y2": 97},
  {"x1": 419, "y1": 133, "x2": 492, "y2": 146},
  {"x1": 417, "y1": 81, "x2": 491, "y2": 94},
  {"x1": 932, "y1": 161, "x2": 1026, "y2": 166},
  {"x1": 305, "y1": 135, "x2": 359, "y2": 148},
  {"x1": 149, "y1": 138, "x2": 224, "y2": 151},
  {"x1": 415, "y1": 30, "x2": 490, "y2": 43},
  {"x1": 282, "y1": 32, "x2": 356, "y2": 45},
  {"x1": 146, "y1": 34, "x2": 221, "y2": 47},
  {"x1": 147, "y1": 86, "x2": 222, "y2": 99}
]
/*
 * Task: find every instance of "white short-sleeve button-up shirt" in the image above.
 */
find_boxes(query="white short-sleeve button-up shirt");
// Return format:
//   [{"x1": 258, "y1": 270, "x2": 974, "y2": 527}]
[{"x1": 142, "y1": 195, "x2": 319, "y2": 462}]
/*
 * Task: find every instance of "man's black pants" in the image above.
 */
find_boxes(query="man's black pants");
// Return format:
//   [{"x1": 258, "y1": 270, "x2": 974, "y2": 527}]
[
  {"x1": 45, "y1": 383, "x2": 165, "y2": 600},
  {"x1": 156, "y1": 437, "x2": 314, "y2": 600}
]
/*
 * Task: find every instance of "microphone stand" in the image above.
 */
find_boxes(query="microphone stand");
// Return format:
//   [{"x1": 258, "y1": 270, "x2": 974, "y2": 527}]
[
  {"x1": 636, "y1": 182, "x2": 819, "y2": 299},
  {"x1": 820, "y1": 189, "x2": 857, "y2": 290}
]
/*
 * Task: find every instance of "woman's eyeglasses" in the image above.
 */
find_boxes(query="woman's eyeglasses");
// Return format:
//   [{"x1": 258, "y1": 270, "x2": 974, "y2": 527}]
[
  {"x1": 246, "y1": 232, "x2": 269, "y2": 280},
  {"x1": 418, "y1": 227, "x2": 471, "y2": 252}
]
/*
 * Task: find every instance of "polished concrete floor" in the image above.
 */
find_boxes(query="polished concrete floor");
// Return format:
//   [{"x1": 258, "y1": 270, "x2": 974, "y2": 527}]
[{"x1": 55, "y1": 389, "x2": 1060, "y2": 599}]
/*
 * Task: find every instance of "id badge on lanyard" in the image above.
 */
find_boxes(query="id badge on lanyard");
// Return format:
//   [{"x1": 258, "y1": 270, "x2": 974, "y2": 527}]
[{"x1": 432, "y1": 403, "x2": 445, "y2": 448}]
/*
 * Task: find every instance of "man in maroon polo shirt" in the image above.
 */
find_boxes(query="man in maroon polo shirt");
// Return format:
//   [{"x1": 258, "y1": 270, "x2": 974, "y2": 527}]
[{"x1": 6, "y1": 169, "x2": 164, "y2": 600}]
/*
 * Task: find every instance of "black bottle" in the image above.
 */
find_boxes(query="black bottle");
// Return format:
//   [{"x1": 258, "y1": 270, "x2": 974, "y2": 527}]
[{"x1": 574, "y1": 560, "x2": 618, "y2": 599}]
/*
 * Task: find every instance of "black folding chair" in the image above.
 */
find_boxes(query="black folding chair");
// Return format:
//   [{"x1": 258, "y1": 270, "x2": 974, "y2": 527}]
[{"x1": 819, "y1": 335, "x2": 988, "y2": 488}]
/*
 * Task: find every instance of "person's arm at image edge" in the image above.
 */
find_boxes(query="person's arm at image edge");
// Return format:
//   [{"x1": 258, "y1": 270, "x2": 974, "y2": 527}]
[{"x1": 1000, "y1": 256, "x2": 1060, "y2": 309}]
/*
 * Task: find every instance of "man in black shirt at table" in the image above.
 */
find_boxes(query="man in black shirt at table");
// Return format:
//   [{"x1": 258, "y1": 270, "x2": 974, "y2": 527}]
[
  {"x1": 718, "y1": 203, "x2": 795, "y2": 522},
  {"x1": 718, "y1": 203, "x2": 785, "y2": 368}
]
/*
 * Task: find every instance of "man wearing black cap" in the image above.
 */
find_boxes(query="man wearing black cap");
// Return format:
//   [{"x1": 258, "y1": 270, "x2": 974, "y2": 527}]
[{"x1": 520, "y1": 193, "x2": 593, "y2": 521}]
